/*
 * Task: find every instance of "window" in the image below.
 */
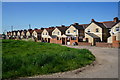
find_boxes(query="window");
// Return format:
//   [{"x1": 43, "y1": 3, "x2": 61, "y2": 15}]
[
  {"x1": 53, "y1": 32, "x2": 55, "y2": 34},
  {"x1": 58, "y1": 32, "x2": 59, "y2": 35},
  {"x1": 71, "y1": 37, "x2": 76, "y2": 40},
  {"x1": 68, "y1": 30, "x2": 70, "y2": 33},
  {"x1": 116, "y1": 27, "x2": 120, "y2": 31},
  {"x1": 46, "y1": 33, "x2": 47, "y2": 35},
  {"x1": 87, "y1": 29, "x2": 90, "y2": 33},
  {"x1": 108, "y1": 29, "x2": 111, "y2": 32},
  {"x1": 96, "y1": 28, "x2": 99, "y2": 32},
  {"x1": 57, "y1": 37, "x2": 61, "y2": 40},
  {"x1": 73, "y1": 30, "x2": 76, "y2": 32},
  {"x1": 43, "y1": 33, "x2": 44, "y2": 35}
]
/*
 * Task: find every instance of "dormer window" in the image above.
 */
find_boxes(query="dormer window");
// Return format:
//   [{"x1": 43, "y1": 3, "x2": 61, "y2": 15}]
[
  {"x1": 46, "y1": 33, "x2": 47, "y2": 35},
  {"x1": 87, "y1": 29, "x2": 90, "y2": 33},
  {"x1": 68, "y1": 30, "x2": 70, "y2": 33},
  {"x1": 96, "y1": 28, "x2": 99, "y2": 32}
]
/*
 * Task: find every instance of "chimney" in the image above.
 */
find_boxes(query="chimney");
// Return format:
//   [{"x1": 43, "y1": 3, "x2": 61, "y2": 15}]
[
  {"x1": 24, "y1": 29, "x2": 27, "y2": 31},
  {"x1": 41, "y1": 28, "x2": 44, "y2": 30},
  {"x1": 28, "y1": 29, "x2": 32, "y2": 31},
  {"x1": 113, "y1": 17, "x2": 119, "y2": 22},
  {"x1": 61, "y1": 25, "x2": 65, "y2": 27},
  {"x1": 34, "y1": 28, "x2": 38, "y2": 30},
  {"x1": 91, "y1": 19, "x2": 95, "y2": 22},
  {"x1": 74, "y1": 23, "x2": 79, "y2": 25},
  {"x1": 49, "y1": 27, "x2": 54, "y2": 29}
]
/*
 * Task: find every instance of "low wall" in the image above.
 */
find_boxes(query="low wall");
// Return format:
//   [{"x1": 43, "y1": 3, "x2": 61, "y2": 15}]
[
  {"x1": 70, "y1": 40, "x2": 78, "y2": 45},
  {"x1": 96, "y1": 42, "x2": 112, "y2": 48},
  {"x1": 112, "y1": 41, "x2": 120, "y2": 48},
  {"x1": 78, "y1": 42, "x2": 92, "y2": 46},
  {"x1": 50, "y1": 38, "x2": 62, "y2": 44}
]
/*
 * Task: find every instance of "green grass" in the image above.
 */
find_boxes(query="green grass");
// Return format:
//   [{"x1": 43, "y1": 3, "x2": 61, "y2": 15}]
[{"x1": 2, "y1": 39, "x2": 95, "y2": 79}]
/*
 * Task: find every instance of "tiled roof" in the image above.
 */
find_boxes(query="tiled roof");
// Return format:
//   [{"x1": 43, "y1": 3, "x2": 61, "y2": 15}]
[
  {"x1": 86, "y1": 33, "x2": 100, "y2": 38},
  {"x1": 51, "y1": 35, "x2": 57, "y2": 38},
  {"x1": 29, "y1": 30, "x2": 34, "y2": 34},
  {"x1": 94, "y1": 22, "x2": 106, "y2": 29},
  {"x1": 57, "y1": 26, "x2": 68, "y2": 34},
  {"x1": 79, "y1": 24, "x2": 89, "y2": 29},
  {"x1": 46, "y1": 28, "x2": 55, "y2": 33},
  {"x1": 99, "y1": 21, "x2": 117, "y2": 28},
  {"x1": 34, "y1": 29, "x2": 43, "y2": 34}
]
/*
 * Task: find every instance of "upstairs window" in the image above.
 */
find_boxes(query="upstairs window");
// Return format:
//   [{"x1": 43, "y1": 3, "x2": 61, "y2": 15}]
[
  {"x1": 116, "y1": 27, "x2": 119, "y2": 31},
  {"x1": 87, "y1": 29, "x2": 90, "y2": 33},
  {"x1": 43, "y1": 33, "x2": 44, "y2": 35},
  {"x1": 46, "y1": 33, "x2": 47, "y2": 35},
  {"x1": 96, "y1": 28, "x2": 99, "y2": 32},
  {"x1": 73, "y1": 30, "x2": 76, "y2": 32},
  {"x1": 58, "y1": 32, "x2": 60, "y2": 35},
  {"x1": 108, "y1": 29, "x2": 111, "y2": 32},
  {"x1": 68, "y1": 30, "x2": 70, "y2": 33}
]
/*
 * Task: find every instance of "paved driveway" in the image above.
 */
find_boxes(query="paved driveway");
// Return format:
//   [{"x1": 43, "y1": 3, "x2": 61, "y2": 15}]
[{"x1": 29, "y1": 46, "x2": 118, "y2": 78}]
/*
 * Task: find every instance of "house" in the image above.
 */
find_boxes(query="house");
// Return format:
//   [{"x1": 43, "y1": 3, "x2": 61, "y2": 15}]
[
  {"x1": 13, "y1": 31, "x2": 18, "y2": 38},
  {"x1": 64, "y1": 23, "x2": 86, "y2": 45},
  {"x1": 32, "y1": 29, "x2": 43, "y2": 41},
  {"x1": 41, "y1": 27, "x2": 55, "y2": 43},
  {"x1": 107, "y1": 17, "x2": 120, "y2": 43},
  {"x1": 21, "y1": 30, "x2": 27, "y2": 39},
  {"x1": 7, "y1": 31, "x2": 12, "y2": 38},
  {"x1": 0, "y1": 34, "x2": 2, "y2": 39},
  {"x1": 26, "y1": 29, "x2": 34, "y2": 39},
  {"x1": 50, "y1": 25, "x2": 68, "y2": 44},
  {"x1": 85, "y1": 18, "x2": 117, "y2": 45},
  {"x1": 17, "y1": 30, "x2": 23, "y2": 39}
]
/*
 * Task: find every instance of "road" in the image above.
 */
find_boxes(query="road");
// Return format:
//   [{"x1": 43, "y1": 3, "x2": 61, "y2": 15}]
[{"x1": 28, "y1": 46, "x2": 118, "y2": 78}]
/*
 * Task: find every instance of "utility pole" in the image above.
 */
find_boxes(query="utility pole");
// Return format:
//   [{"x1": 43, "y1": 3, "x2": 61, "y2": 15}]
[
  {"x1": 29, "y1": 24, "x2": 31, "y2": 29},
  {"x1": 11, "y1": 26, "x2": 13, "y2": 31}
]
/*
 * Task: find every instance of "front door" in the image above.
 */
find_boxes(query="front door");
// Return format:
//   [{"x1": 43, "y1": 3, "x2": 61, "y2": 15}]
[
  {"x1": 62, "y1": 38, "x2": 65, "y2": 45},
  {"x1": 48, "y1": 38, "x2": 50, "y2": 43}
]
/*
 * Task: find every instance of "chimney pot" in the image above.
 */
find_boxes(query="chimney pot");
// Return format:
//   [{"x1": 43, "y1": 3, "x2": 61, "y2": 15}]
[
  {"x1": 74, "y1": 23, "x2": 79, "y2": 25},
  {"x1": 91, "y1": 19, "x2": 95, "y2": 22},
  {"x1": 113, "y1": 17, "x2": 119, "y2": 22}
]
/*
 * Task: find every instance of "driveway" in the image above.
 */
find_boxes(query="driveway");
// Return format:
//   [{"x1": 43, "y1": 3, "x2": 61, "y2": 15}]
[{"x1": 28, "y1": 46, "x2": 118, "y2": 78}]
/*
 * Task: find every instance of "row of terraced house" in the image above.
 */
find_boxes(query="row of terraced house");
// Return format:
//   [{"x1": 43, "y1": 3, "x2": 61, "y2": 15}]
[{"x1": 7, "y1": 17, "x2": 120, "y2": 48}]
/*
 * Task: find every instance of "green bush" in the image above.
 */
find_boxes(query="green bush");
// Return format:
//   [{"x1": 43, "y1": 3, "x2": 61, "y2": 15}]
[{"x1": 2, "y1": 39, "x2": 95, "y2": 79}]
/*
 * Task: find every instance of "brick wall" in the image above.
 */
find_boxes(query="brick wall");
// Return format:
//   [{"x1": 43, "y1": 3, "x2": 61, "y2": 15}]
[
  {"x1": 50, "y1": 38, "x2": 62, "y2": 44},
  {"x1": 50, "y1": 38, "x2": 56, "y2": 43},
  {"x1": 112, "y1": 41, "x2": 120, "y2": 48},
  {"x1": 78, "y1": 42, "x2": 92, "y2": 46},
  {"x1": 70, "y1": 40, "x2": 78, "y2": 45},
  {"x1": 96, "y1": 42, "x2": 112, "y2": 48},
  {"x1": 70, "y1": 37, "x2": 78, "y2": 45}
]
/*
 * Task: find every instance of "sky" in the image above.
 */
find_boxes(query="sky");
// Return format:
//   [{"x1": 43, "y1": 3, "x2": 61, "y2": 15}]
[{"x1": 2, "y1": 2, "x2": 118, "y2": 33}]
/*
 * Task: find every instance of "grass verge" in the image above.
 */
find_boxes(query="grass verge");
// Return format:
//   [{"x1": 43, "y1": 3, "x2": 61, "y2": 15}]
[{"x1": 2, "y1": 39, "x2": 95, "y2": 79}]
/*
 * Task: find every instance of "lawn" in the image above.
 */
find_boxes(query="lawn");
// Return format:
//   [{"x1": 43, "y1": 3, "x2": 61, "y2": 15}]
[{"x1": 2, "y1": 39, "x2": 95, "y2": 79}]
